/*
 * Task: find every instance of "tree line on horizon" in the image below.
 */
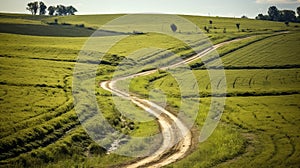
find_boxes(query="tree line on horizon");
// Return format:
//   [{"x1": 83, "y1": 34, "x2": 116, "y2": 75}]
[
  {"x1": 26, "y1": 1, "x2": 77, "y2": 16},
  {"x1": 25, "y1": 2, "x2": 299, "y2": 25},
  {"x1": 256, "y1": 6, "x2": 300, "y2": 23}
]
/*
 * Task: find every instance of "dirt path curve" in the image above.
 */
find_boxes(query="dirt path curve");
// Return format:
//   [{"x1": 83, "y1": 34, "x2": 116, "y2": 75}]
[{"x1": 100, "y1": 32, "x2": 287, "y2": 168}]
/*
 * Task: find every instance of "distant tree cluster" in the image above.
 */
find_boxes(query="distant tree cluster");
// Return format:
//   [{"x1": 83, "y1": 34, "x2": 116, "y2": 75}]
[
  {"x1": 26, "y1": 1, "x2": 77, "y2": 16},
  {"x1": 256, "y1": 6, "x2": 300, "y2": 23}
]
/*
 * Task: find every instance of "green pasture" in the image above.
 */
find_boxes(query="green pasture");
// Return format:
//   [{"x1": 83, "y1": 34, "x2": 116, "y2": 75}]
[
  {"x1": 0, "y1": 13, "x2": 299, "y2": 167},
  {"x1": 128, "y1": 29, "x2": 300, "y2": 167}
]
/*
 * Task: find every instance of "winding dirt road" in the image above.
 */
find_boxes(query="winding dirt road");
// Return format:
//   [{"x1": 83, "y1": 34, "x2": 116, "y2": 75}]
[{"x1": 100, "y1": 34, "x2": 283, "y2": 167}]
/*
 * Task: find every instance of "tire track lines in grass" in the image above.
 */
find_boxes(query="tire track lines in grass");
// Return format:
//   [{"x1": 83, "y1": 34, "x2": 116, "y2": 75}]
[
  {"x1": 0, "y1": 81, "x2": 64, "y2": 90},
  {"x1": 0, "y1": 108, "x2": 79, "y2": 160},
  {"x1": 248, "y1": 71, "x2": 260, "y2": 88},
  {"x1": 285, "y1": 134, "x2": 296, "y2": 160},
  {"x1": 205, "y1": 82, "x2": 210, "y2": 90},
  {"x1": 216, "y1": 77, "x2": 225, "y2": 90},
  {"x1": 0, "y1": 124, "x2": 80, "y2": 166},
  {"x1": 277, "y1": 112, "x2": 295, "y2": 125},
  {"x1": 267, "y1": 134, "x2": 278, "y2": 163},
  {"x1": 62, "y1": 75, "x2": 72, "y2": 99},
  {"x1": 227, "y1": 108, "x2": 265, "y2": 133},
  {"x1": 265, "y1": 75, "x2": 269, "y2": 81},
  {"x1": 26, "y1": 74, "x2": 71, "y2": 124},
  {"x1": 268, "y1": 133, "x2": 295, "y2": 164},
  {"x1": 9, "y1": 100, "x2": 73, "y2": 132},
  {"x1": 250, "y1": 134, "x2": 274, "y2": 165},
  {"x1": 248, "y1": 77, "x2": 253, "y2": 88},
  {"x1": 193, "y1": 81, "x2": 197, "y2": 90},
  {"x1": 252, "y1": 112, "x2": 257, "y2": 120},
  {"x1": 15, "y1": 124, "x2": 81, "y2": 164},
  {"x1": 0, "y1": 105, "x2": 109, "y2": 165},
  {"x1": 236, "y1": 116, "x2": 257, "y2": 131},
  {"x1": 1, "y1": 122, "x2": 80, "y2": 162},
  {"x1": 287, "y1": 135, "x2": 300, "y2": 166},
  {"x1": 225, "y1": 113, "x2": 251, "y2": 131},
  {"x1": 213, "y1": 131, "x2": 258, "y2": 168},
  {"x1": 158, "y1": 80, "x2": 164, "y2": 87},
  {"x1": 218, "y1": 113, "x2": 265, "y2": 167},
  {"x1": 0, "y1": 94, "x2": 71, "y2": 138},
  {"x1": 232, "y1": 77, "x2": 240, "y2": 89},
  {"x1": 227, "y1": 116, "x2": 245, "y2": 130}
]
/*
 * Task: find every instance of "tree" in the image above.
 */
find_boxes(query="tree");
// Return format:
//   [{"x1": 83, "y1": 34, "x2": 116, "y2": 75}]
[
  {"x1": 236, "y1": 23, "x2": 240, "y2": 31},
  {"x1": 170, "y1": 23, "x2": 177, "y2": 33},
  {"x1": 66, "y1": 6, "x2": 78, "y2": 15},
  {"x1": 39, "y1": 2, "x2": 47, "y2": 15},
  {"x1": 26, "y1": 1, "x2": 39, "y2": 15},
  {"x1": 26, "y1": 2, "x2": 34, "y2": 15},
  {"x1": 209, "y1": 20, "x2": 213, "y2": 28},
  {"x1": 204, "y1": 26, "x2": 209, "y2": 33},
  {"x1": 256, "y1": 6, "x2": 299, "y2": 22},
  {"x1": 48, "y1": 6, "x2": 56, "y2": 16},
  {"x1": 26, "y1": 2, "x2": 78, "y2": 16},
  {"x1": 56, "y1": 5, "x2": 67, "y2": 16},
  {"x1": 256, "y1": 13, "x2": 270, "y2": 20},
  {"x1": 241, "y1": 15, "x2": 248, "y2": 19},
  {"x1": 281, "y1": 10, "x2": 297, "y2": 22},
  {"x1": 268, "y1": 6, "x2": 280, "y2": 21},
  {"x1": 285, "y1": 21, "x2": 289, "y2": 26}
]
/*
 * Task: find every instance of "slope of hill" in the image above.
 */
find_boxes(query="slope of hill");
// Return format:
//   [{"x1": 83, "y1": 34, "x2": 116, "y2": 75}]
[{"x1": 0, "y1": 13, "x2": 299, "y2": 167}]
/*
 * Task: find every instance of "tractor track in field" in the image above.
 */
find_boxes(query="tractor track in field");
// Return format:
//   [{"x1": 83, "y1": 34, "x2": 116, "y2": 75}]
[{"x1": 100, "y1": 32, "x2": 289, "y2": 168}]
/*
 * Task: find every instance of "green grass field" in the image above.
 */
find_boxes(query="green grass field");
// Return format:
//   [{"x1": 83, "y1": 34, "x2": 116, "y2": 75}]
[
  {"x1": 0, "y1": 13, "x2": 300, "y2": 167},
  {"x1": 128, "y1": 30, "x2": 300, "y2": 167}
]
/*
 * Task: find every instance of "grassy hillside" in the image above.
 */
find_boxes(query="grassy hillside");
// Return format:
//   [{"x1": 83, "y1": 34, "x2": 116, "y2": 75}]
[
  {"x1": 0, "y1": 13, "x2": 300, "y2": 167},
  {"x1": 0, "y1": 14, "x2": 92, "y2": 37},
  {"x1": 128, "y1": 31, "x2": 300, "y2": 167}
]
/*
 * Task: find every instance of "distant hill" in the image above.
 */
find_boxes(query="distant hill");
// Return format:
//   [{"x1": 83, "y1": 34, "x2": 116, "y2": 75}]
[
  {"x1": 0, "y1": 12, "x2": 298, "y2": 37},
  {"x1": 0, "y1": 13, "x2": 125, "y2": 37}
]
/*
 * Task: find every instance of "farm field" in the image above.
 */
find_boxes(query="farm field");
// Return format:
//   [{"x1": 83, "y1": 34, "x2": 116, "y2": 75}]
[{"x1": 0, "y1": 12, "x2": 300, "y2": 167}]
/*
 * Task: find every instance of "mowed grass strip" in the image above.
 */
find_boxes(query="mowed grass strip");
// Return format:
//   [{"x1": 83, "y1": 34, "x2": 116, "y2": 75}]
[
  {"x1": 219, "y1": 32, "x2": 300, "y2": 68},
  {"x1": 128, "y1": 68, "x2": 300, "y2": 98}
]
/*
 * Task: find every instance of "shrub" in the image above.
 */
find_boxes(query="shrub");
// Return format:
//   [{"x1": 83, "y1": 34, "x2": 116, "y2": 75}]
[
  {"x1": 170, "y1": 23, "x2": 177, "y2": 32},
  {"x1": 61, "y1": 22, "x2": 72, "y2": 26},
  {"x1": 75, "y1": 24, "x2": 85, "y2": 28},
  {"x1": 88, "y1": 143, "x2": 106, "y2": 155},
  {"x1": 133, "y1": 30, "x2": 144, "y2": 35}
]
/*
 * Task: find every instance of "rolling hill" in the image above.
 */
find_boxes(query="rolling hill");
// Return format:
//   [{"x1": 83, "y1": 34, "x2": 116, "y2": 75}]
[{"x1": 0, "y1": 13, "x2": 299, "y2": 167}]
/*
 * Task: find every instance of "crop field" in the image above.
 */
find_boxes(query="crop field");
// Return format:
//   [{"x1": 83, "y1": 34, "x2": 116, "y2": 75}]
[{"x1": 0, "y1": 12, "x2": 300, "y2": 167}]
